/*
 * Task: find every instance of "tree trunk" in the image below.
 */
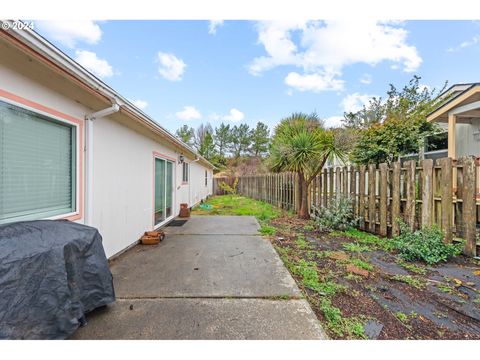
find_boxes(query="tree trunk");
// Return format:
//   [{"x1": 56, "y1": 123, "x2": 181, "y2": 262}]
[{"x1": 298, "y1": 173, "x2": 310, "y2": 219}]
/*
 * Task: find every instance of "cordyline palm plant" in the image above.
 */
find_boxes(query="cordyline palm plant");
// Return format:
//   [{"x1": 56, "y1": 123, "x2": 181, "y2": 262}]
[{"x1": 269, "y1": 112, "x2": 345, "y2": 219}]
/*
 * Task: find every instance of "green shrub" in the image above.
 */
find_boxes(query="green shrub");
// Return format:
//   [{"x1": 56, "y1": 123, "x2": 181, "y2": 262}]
[
  {"x1": 315, "y1": 196, "x2": 358, "y2": 232},
  {"x1": 218, "y1": 178, "x2": 238, "y2": 195},
  {"x1": 393, "y1": 222, "x2": 463, "y2": 265}
]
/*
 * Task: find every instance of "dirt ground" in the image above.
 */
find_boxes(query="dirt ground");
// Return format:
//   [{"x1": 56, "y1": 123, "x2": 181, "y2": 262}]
[{"x1": 268, "y1": 215, "x2": 480, "y2": 340}]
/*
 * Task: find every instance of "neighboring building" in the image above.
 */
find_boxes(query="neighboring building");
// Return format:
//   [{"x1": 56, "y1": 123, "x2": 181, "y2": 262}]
[
  {"x1": 0, "y1": 22, "x2": 214, "y2": 258},
  {"x1": 427, "y1": 83, "x2": 480, "y2": 159}
]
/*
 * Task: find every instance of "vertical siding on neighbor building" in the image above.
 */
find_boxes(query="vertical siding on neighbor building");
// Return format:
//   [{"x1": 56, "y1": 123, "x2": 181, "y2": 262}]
[{"x1": 456, "y1": 120, "x2": 480, "y2": 157}]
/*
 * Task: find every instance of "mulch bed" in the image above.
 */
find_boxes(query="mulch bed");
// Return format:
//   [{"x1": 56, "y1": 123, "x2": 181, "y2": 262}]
[{"x1": 268, "y1": 215, "x2": 480, "y2": 340}]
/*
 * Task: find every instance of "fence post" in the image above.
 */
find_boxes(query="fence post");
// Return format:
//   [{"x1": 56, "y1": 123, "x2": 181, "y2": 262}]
[
  {"x1": 368, "y1": 164, "x2": 376, "y2": 233},
  {"x1": 437, "y1": 158, "x2": 453, "y2": 244},
  {"x1": 358, "y1": 165, "x2": 366, "y2": 230},
  {"x1": 379, "y1": 163, "x2": 388, "y2": 237},
  {"x1": 391, "y1": 161, "x2": 401, "y2": 236},
  {"x1": 404, "y1": 160, "x2": 416, "y2": 231},
  {"x1": 458, "y1": 156, "x2": 477, "y2": 256},
  {"x1": 421, "y1": 159, "x2": 434, "y2": 228}
]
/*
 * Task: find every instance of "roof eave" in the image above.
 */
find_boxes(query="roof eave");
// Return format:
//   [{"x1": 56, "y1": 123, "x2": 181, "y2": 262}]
[{"x1": 1, "y1": 21, "x2": 215, "y2": 170}]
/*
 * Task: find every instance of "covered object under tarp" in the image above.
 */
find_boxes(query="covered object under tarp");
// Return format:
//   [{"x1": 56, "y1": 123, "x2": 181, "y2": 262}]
[{"x1": 0, "y1": 220, "x2": 115, "y2": 339}]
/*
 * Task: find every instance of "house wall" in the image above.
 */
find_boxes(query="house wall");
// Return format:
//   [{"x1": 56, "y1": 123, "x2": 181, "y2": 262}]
[
  {"x1": 92, "y1": 116, "x2": 213, "y2": 257},
  {"x1": 0, "y1": 50, "x2": 213, "y2": 259},
  {"x1": 456, "y1": 120, "x2": 480, "y2": 157}
]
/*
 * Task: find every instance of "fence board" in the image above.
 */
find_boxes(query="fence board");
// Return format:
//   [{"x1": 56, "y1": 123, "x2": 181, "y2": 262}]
[
  {"x1": 379, "y1": 163, "x2": 388, "y2": 236},
  {"x1": 214, "y1": 155, "x2": 478, "y2": 258},
  {"x1": 405, "y1": 160, "x2": 416, "y2": 230},
  {"x1": 368, "y1": 164, "x2": 376, "y2": 233}
]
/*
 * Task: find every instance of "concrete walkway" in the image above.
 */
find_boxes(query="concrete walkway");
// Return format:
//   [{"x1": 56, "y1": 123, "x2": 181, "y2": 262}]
[{"x1": 72, "y1": 216, "x2": 327, "y2": 340}]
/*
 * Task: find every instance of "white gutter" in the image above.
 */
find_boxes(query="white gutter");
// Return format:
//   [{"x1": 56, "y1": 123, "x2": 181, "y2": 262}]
[{"x1": 84, "y1": 102, "x2": 120, "y2": 225}]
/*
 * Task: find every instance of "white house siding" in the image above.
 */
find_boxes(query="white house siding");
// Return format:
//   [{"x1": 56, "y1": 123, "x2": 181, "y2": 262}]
[
  {"x1": 91, "y1": 115, "x2": 212, "y2": 258},
  {"x1": 0, "y1": 44, "x2": 213, "y2": 259}
]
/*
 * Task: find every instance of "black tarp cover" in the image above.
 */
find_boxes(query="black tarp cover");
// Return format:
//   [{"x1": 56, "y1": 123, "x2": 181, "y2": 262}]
[{"x1": 0, "y1": 220, "x2": 115, "y2": 339}]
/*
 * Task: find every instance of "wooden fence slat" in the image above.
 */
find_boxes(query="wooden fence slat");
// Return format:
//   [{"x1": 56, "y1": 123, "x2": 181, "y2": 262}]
[
  {"x1": 323, "y1": 169, "x2": 328, "y2": 208},
  {"x1": 350, "y1": 166, "x2": 356, "y2": 215},
  {"x1": 368, "y1": 164, "x2": 376, "y2": 233},
  {"x1": 335, "y1": 167, "x2": 342, "y2": 201},
  {"x1": 391, "y1": 162, "x2": 401, "y2": 236},
  {"x1": 421, "y1": 159, "x2": 434, "y2": 228},
  {"x1": 343, "y1": 166, "x2": 348, "y2": 196},
  {"x1": 404, "y1": 160, "x2": 416, "y2": 231},
  {"x1": 328, "y1": 167, "x2": 334, "y2": 206},
  {"x1": 438, "y1": 158, "x2": 453, "y2": 243},
  {"x1": 458, "y1": 156, "x2": 477, "y2": 256},
  {"x1": 379, "y1": 163, "x2": 388, "y2": 237},
  {"x1": 358, "y1": 165, "x2": 366, "y2": 230}
]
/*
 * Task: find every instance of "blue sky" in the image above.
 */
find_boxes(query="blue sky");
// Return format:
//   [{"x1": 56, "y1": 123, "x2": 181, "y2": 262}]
[{"x1": 34, "y1": 20, "x2": 480, "y2": 133}]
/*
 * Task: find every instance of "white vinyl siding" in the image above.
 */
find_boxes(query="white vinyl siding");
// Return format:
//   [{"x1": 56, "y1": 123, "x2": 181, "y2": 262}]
[{"x1": 0, "y1": 100, "x2": 76, "y2": 224}]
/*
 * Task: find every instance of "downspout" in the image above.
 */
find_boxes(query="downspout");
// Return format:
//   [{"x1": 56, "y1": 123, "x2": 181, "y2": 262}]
[{"x1": 84, "y1": 102, "x2": 120, "y2": 225}]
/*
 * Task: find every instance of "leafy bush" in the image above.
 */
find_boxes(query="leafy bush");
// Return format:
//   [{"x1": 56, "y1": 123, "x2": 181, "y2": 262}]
[
  {"x1": 393, "y1": 222, "x2": 463, "y2": 265},
  {"x1": 315, "y1": 196, "x2": 357, "y2": 232},
  {"x1": 219, "y1": 178, "x2": 238, "y2": 195}
]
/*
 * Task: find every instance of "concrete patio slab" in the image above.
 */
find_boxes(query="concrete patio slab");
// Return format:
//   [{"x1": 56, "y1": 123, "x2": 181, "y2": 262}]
[
  {"x1": 72, "y1": 298, "x2": 327, "y2": 340},
  {"x1": 72, "y1": 216, "x2": 327, "y2": 339},
  {"x1": 163, "y1": 215, "x2": 260, "y2": 235},
  {"x1": 111, "y1": 234, "x2": 300, "y2": 298}
]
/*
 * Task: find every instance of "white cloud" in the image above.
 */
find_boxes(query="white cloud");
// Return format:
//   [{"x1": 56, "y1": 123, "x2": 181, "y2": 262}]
[
  {"x1": 341, "y1": 93, "x2": 375, "y2": 113},
  {"x1": 324, "y1": 116, "x2": 344, "y2": 128},
  {"x1": 285, "y1": 70, "x2": 344, "y2": 92},
  {"x1": 74, "y1": 50, "x2": 113, "y2": 78},
  {"x1": 35, "y1": 20, "x2": 102, "y2": 48},
  {"x1": 360, "y1": 73, "x2": 372, "y2": 84},
  {"x1": 209, "y1": 108, "x2": 245, "y2": 122},
  {"x1": 447, "y1": 35, "x2": 480, "y2": 52},
  {"x1": 157, "y1": 52, "x2": 186, "y2": 81},
  {"x1": 132, "y1": 99, "x2": 148, "y2": 110},
  {"x1": 208, "y1": 20, "x2": 224, "y2": 35},
  {"x1": 175, "y1": 106, "x2": 201, "y2": 120},
  {"x1": 249, "y1": 20, "x2": 421, "y2": 92},
  {"x1": 223, "y1": 108, "x2": 245, "y2": 122}
]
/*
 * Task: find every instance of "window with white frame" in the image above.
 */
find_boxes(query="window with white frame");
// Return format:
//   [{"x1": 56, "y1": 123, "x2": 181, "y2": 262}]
[
  {"x1": 205, "y1": 169, "x2": 208, "y2": 186},
  {"x1": 182, "y1": 162, "x2": 189, "y2": 183},
  {"x1": 0, "y1": 100, "x2": 77, "y2": 224}
]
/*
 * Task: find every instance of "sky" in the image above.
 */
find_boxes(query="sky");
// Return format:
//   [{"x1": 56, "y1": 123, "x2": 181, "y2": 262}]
[{"x1": 34, "y1": 20, "x2": 480, "y2": 133}]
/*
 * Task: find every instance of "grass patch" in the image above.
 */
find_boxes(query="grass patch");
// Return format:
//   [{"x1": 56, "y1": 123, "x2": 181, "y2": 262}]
[
  {"x1": 391, "y1": 274, "x2": 425, "y2": 289},
  {"x1": 350, "y1": 258, "x2": 374, "y2": 272},
  {"x1": 192, "y1": 195, "x2": 281, "y2": 222},
  {"x1": 295, "y1": 233, "x2": 312, "y2": 250},
  {"x1": 259, "y1": 224, "x2": 276, "y2": 235},
  {"x1": 342, "y1": 228, "x2": 394, "y2": 251},
  {"x1": 343, "y1": 242, "x2": 371, "y2": 253},
  {"x1": 436, "y1": 283, "x2": 455, "y2": 294},
  {"x1": 320, "y1": 298, "x2": 366, "y2": 339},
  {"x1": 396, "y1": 259, "x2": 427, "y2": 275}
]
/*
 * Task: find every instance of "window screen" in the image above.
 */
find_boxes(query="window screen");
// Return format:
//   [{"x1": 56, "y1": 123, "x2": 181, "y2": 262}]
[{"x1": 0, "y1": 100, "x2": 76, "y2": 223}]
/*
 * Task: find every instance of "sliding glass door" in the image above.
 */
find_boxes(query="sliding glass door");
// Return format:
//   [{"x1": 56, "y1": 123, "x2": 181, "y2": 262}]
[{"x1": 154, "y1": 158, "x2": 174, "y2": 226}]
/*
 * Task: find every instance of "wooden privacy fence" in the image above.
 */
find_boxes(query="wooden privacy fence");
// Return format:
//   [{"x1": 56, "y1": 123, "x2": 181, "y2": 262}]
[{"x1": 213, "y1": 156, "x2": 480, "y2": 257}]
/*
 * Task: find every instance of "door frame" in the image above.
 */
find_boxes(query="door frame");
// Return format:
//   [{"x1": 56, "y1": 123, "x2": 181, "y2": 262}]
[{"x1": 152, "y1": 151, "x2": 176, "y2": 229}]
